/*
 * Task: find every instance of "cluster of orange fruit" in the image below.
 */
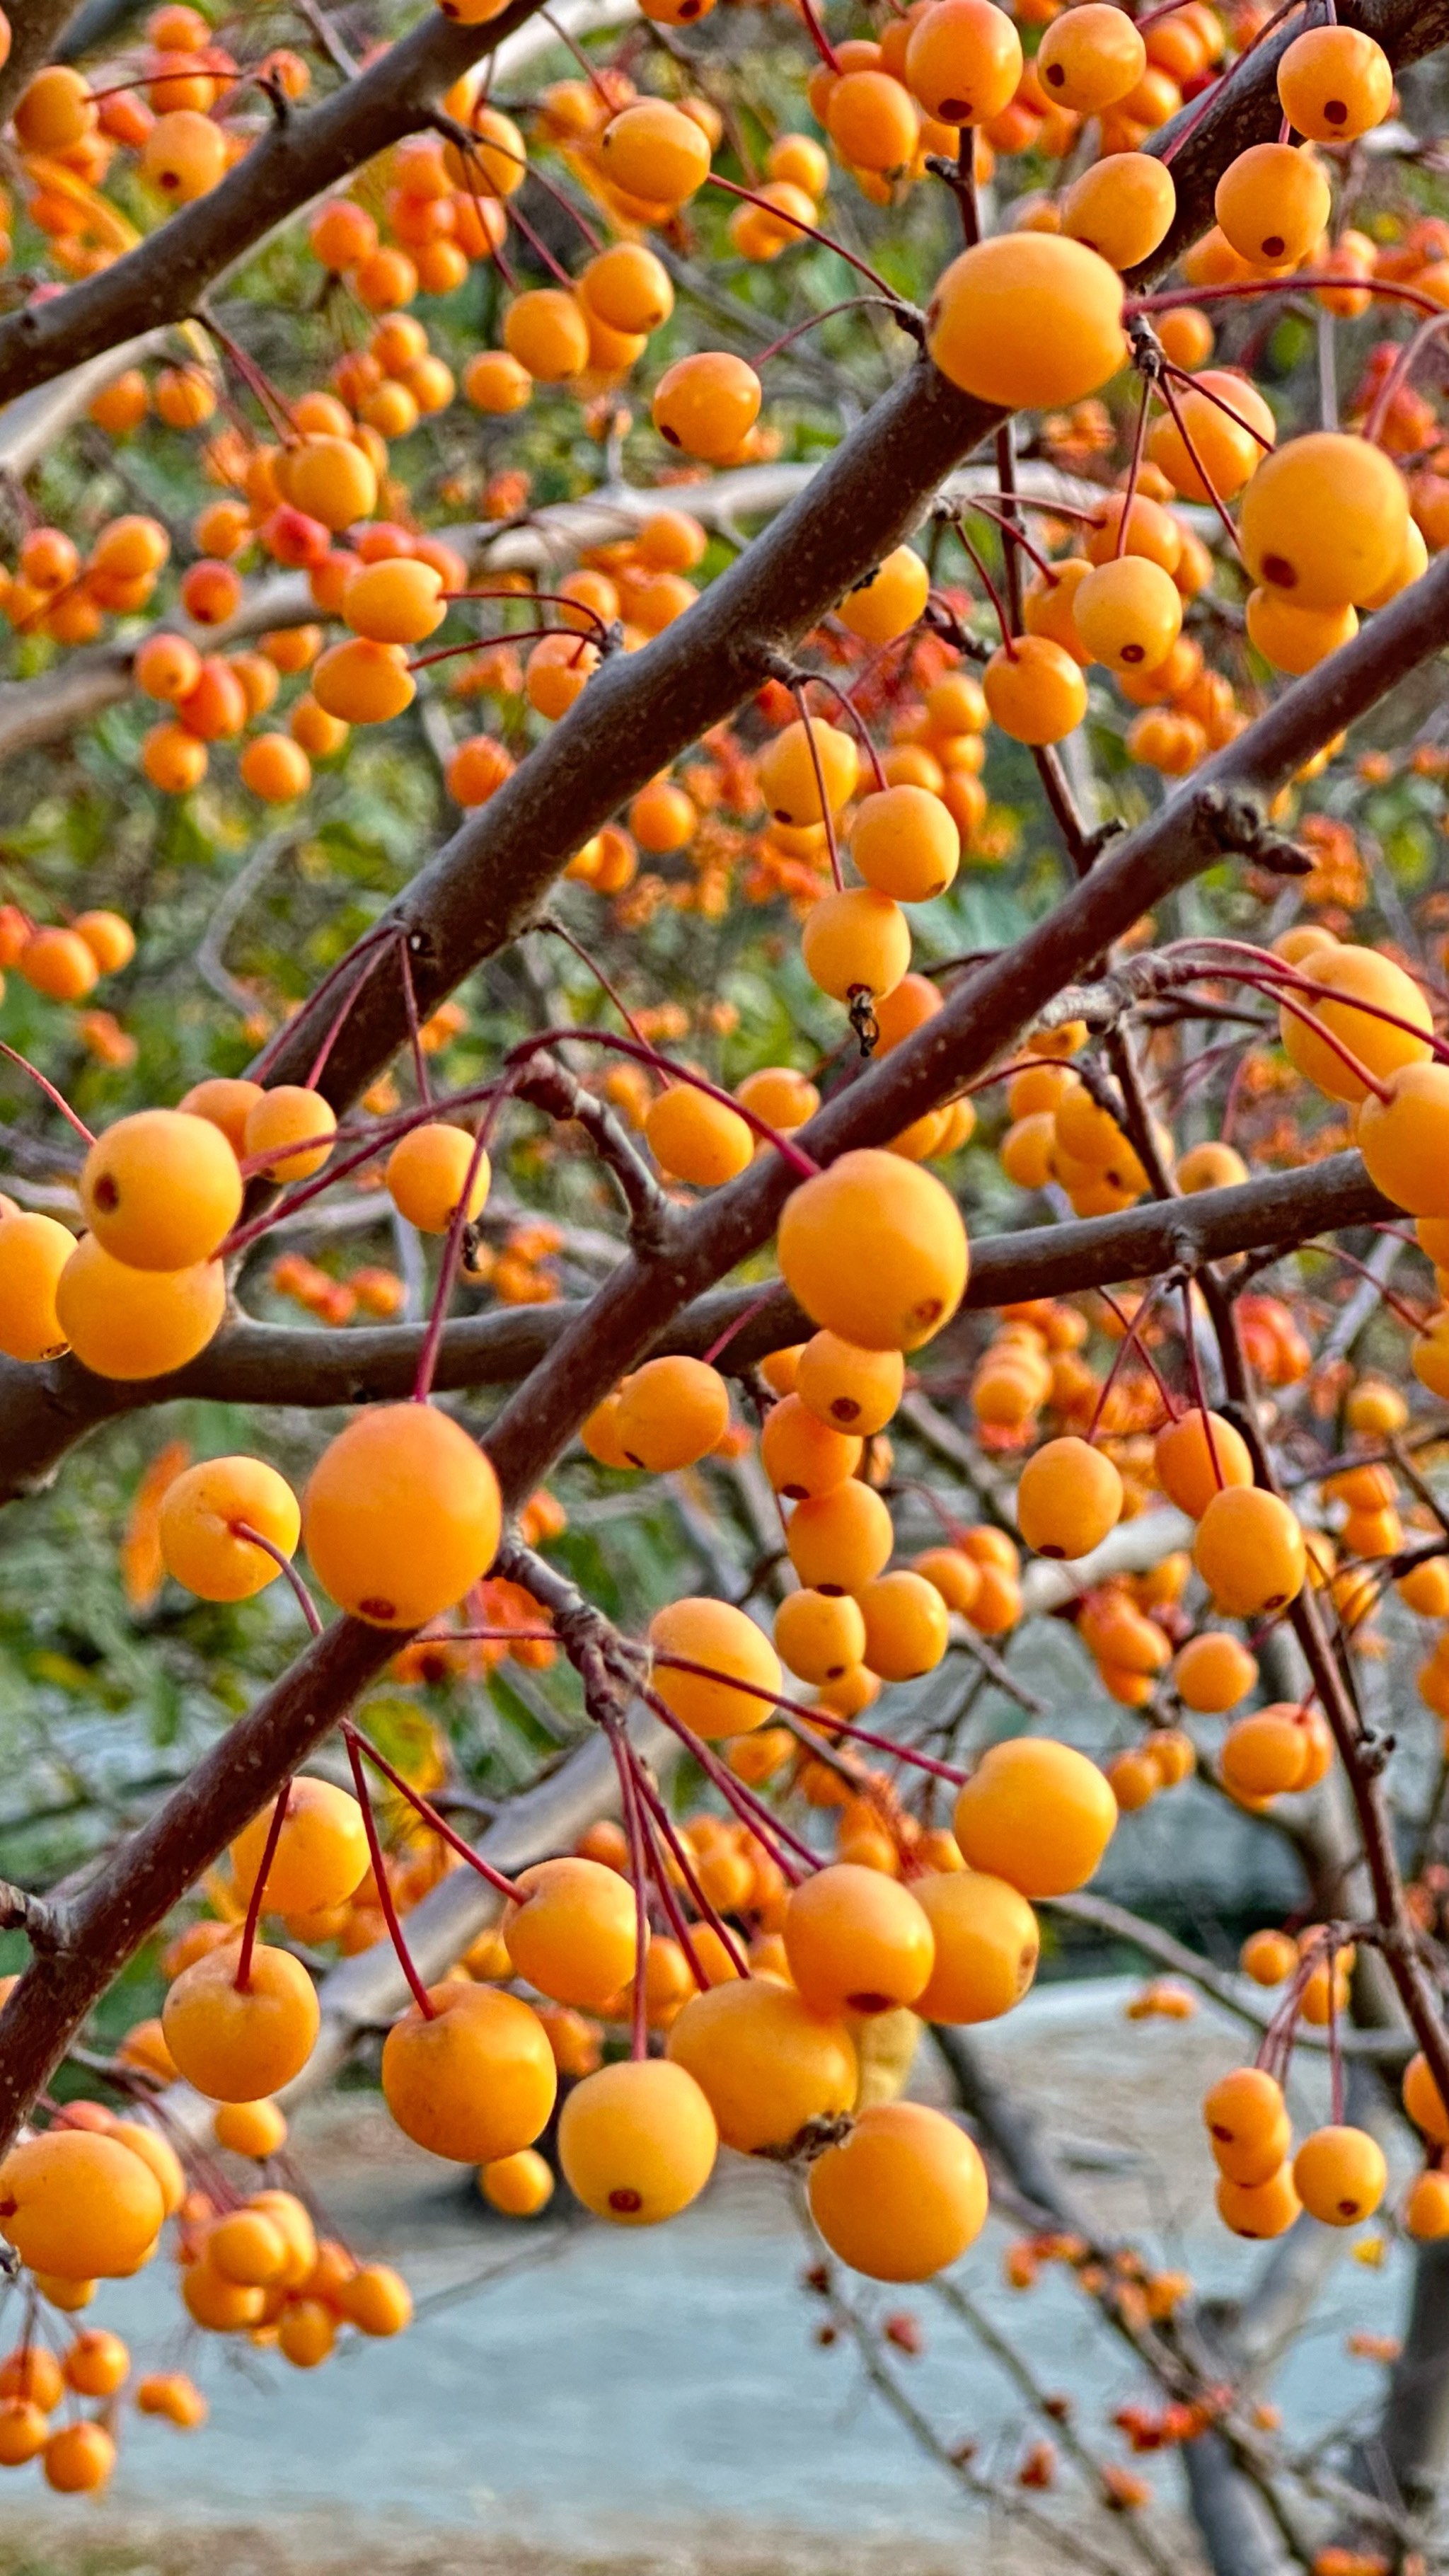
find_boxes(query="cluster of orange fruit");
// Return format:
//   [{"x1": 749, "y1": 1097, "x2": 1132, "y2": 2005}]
[{"x1": 0, "y1": 2069, "x2": 408, "y2": 2495}]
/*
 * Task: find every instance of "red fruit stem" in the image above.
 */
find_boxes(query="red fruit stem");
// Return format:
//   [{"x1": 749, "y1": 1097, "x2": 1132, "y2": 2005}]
[
  {"x1": 623, "y1": 1743, "x2": 711, "y2": 1992},
  {"x1": 1157, "y1": 0, "x2": 1310, "y2": 167},
  {"x1": 790, "y1": 679, "x2": 845, "y2": 892},
  {"x1": 951, "y1": 524, "x2": 1015, "y2": 653},
  {"x1": 1161, "y1": 358, "x2": 1276, "y2": 453},
  {"x1": 754, "y1": 297, "x2": 904, "y2": 369},
  {"x1": 638, "y1": 1681, "x2": 815, "y2": 1876},
  {"x1": 440, "y1": 590, "x2": 610, "y2": 639},
  {"x1": 346, "y1": 1723, "x2": 526, "y2": 1902},
  {"x1": 604, "y1": 1726, "x2": 652, "y2": 2060},
  {"x1": 250, "y1": 920, "x2": 403, "y2": 1082},
  {"x1": 1128, "y1": 275, "x2": 1440, "y2": 318},
  {"x1": 408, "y1": 625, "x2": 587, "y2": 671},
  {"x1": 1177, "y1": 1277, "x2": 1229, "y2": 1491},
  {"x1": 232, "y1": 1522, "x2": 324, "y2": 1636},
  {"x1": 700, "y1": 1284, "x2": 785, "y2": 1369},
  {"x1": 504, "y1": 1024, "x2": 822, "y2": 1176},
  {"x1": 649, "y1": 1650, "x2": 969, "y2": 1785},
  {"x1": 966, "y1": 500, "x2": 1059, "y2": 588},
  {"x1": 396, "y1": 934, "x2": 432, "y2": 1108},
  {"x1": 1114, "y1": 376, "x2": 1155, "y2": 562},
  {"x1": 703, "y1": 176, "x2": 894, "y2": 296},
  {"x1": 0, "y1": 1041, "x2": 95, "y2": 1146},
  {"x1": 1151, "y1": 364, "x2": 1247, "y2": 563},
  {"x1": 233, "y1": 1779, "x2": 291, "y2": 1996},
  {"x1": 1364, "y1": 308, "x2": 1449, "y2": 447},
  {"x1": 544, "y1": 914, "x2": 650, "y2": 1049},
  {"x1": 1089, "y1": 1282, "x2": 1176, "y2": 1439},
  {"x1": 342, "y1": 1728, "x2": 436, "y2": 2020},
  {"x1": 796, "y1": 667, "x2": 889, "y2": 795},
  {"x1": 624, "y1": 1745, "x2": 751, "y2": 1976},
  {"x1": 795, "y1": 0, "x2": 842, "y2": 71},
  {"x1": 411, "y1": 1089, "x2": 512, "y2": 1403},
  {"x1": 306, "y1": 934, "x2": 397, "y2": 1093}
]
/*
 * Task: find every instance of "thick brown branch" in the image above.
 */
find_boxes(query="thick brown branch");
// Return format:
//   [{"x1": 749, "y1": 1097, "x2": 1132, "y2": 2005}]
[{"x1": 0, "y1": 1149, "x2": 1392, "y2": 1503}]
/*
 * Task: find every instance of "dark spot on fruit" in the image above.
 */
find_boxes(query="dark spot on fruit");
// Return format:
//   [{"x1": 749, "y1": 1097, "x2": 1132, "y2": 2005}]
[
  {"x1": 1325, "y1": 97, "x2": 1347, "y2": 121},
  {"x1": 1044, "y1": 61, "x2": 1064, "y2": 84},
  {"x1": 359, "y1": 1597, "x2": 396, "y2": 1621},
  {"x1": 1262, "y1": 553, "x2": 1296, "y2": 589},
  {"x1": 938, "y1": 96, "x2": 971, "y2": 117},
  {"x1": 782, "y1": 1481, "x2": 809, "y2": 1500},
  {"x1": 1121, "y1": 643, "x2": 1145, "y2": 664},
  {"x1": 846, "y1": 1991, "x2": 894, "y2": 2013},
  {"x1": 660, "y1": 426, "x2": 681, "y2": 447},
  {"x1": 830, "y1": 1399, "x2": 861, "y2": 1422},
  {"x1": 92, "y1": 1175, "x2": 119, "y2": 1211},
  {"x1": 1262, "y1": 234, "x2": 1285, "y2": 257},
  {"x1": 1040, "y1": 1544, "x2": 1066, "y2": 1558},
  {"x1": 608, "y1": 2187, "x2": 643, "y2": 2212}
]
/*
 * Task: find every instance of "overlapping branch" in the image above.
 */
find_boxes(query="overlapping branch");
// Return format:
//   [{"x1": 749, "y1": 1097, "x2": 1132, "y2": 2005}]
[{"x1": 0, "y1": 531, "x2": 1441, "y2": 2148}]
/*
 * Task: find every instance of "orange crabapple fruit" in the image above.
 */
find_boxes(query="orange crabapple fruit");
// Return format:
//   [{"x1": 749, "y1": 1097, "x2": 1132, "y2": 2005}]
[
  {"x1": 807, "y1": 2100, "x2": 988, "y2": 2280},
  {"x1": 952, "y1": 1738, "x2": 1116, "y2": 1897},
  {"x1": 558, "y1": 2058, "x2": 717, "y2": 2224},
  {"x1": 158, "y1": 1455, "x2": 301, "y2": 1601},
  {"x1": 382, "y1": 1984, "x2": 557, "y2": 2163},
  {"x1": 302, "y1": 1403, "x2": 502, "y2": 1626},
  {"x1": 665, "y1": 1979, "x2": 858, "y2": 2151},
  {"x1": 162, "y1": 1940, "x2": 321, "y2": 2100}
]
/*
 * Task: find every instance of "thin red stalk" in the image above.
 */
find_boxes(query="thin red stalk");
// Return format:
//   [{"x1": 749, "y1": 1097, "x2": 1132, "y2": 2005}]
[
  {"x1": 796, "y1": 0, "x2": 842, "y2": 71},
  {"x1": 794, "y1": 1703, "x2": 968, "y2": 1784},
  {"x1": 0, "y1": 1042, "x2": 94, "y2": 1146},
  {"x1": 700, "y1": 1284, "x2": 783, "y2": 1368},
  {"x1": 397, "y1": 936, "x2": 432, "y2": 1108},
  {"x1": 639, "y1": 1683, "x2": 814, "y2": 1876},
  {"x1": 790, "y1": 679, "x2": 845, "y2": 892},
  {"x1": 504, "y1": 1025, "x2": 821, "y2": 1177},
  {"x1": 754, "y1": 297, "x2": 901, "y2": 366},
  {"x1": 629, "y1": 1766, "x2": 710, "y2": 1994},
  {"x1": 1154, "y1": 366, "x2": 1247, "y2": 563},
  {"x1": 412, "y1": 1113, "x2": 506, "y2": 1402},
  {"x1": 649, "y1": 1652, "x2": 968, "y2": 1787},
  {"x1": 342, "y1": 1728, "x2": 436, "y2": 2018},
  {"x1": 224, "y1": 1079, "x2": 504, "y2": 1254},
  {"x1": 1161, "y1": 359, "x2": 1276, "y2": 453},
  {"x1": 234, "y1": 1780, "x2": 291, "y2": 1994},
  {"x1": 408, "y1": 625, "x2": 583, "y2": 671},
  {"x1": 250, "y1": 921, "x2": 401, "y2": 1081},
  {"x1": 1179, "y1": 1279, "x2": 1227, "y2": 1490},
  {"x1": 704, "y1": 176, "x2": 894, "y2": 295},
  {"x1": 625, "y1": 1748, "x2": 751, "y2": 1975},
  {"x1": 347, "y1": 1724, "x2": 526, "y2": 1902},
  {"x1": 1309, "y1": 1240, "x2": 1430, "y2": 1332},
  {"x1": 950, "y1": 525, "x2": 1015, "y2": 650},
  {"x1": 306, "y1": 935, "x2": 396, "y2": 1092},
  {"x1": 1158, "y1": 0, "x2": 1310, "y2": 165},
  {"x1": 538, "y1": 6, "x2": 616, "y2": 102},
  {"x1": 965, "y1": 500, "x2": 1060, "y2": 586},
  {"x1": 1129, "y1": 275, "x2": 1441, "y2": 318},
  {"x1": 605, "y1": 1726, "x2": 651, "y2": 2059},
  {"x1": 1088, "y1": 1282, "x2": 1174, "y2": 1438},
  {"x1": 798, "y1": 668, "x2": 889, "y2": 793},
  {"x1": 1115, "y1": 376, "x2": 1154, "y2": 560},
  {"x1": 233, "y1": 1523, "x2": 323, "y2": 1635},
  {"x1": 444, "y1": 586, "x2": 610, "y2": 638},
  {"x1": 545, "y1": 915, "x2": 649, "y2": 1047}
]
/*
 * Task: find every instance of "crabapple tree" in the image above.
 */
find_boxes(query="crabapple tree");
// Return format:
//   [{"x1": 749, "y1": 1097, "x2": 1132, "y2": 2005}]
[{"x1": 4, "y1": 0, "x2": 1449, "y2": 2565}]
